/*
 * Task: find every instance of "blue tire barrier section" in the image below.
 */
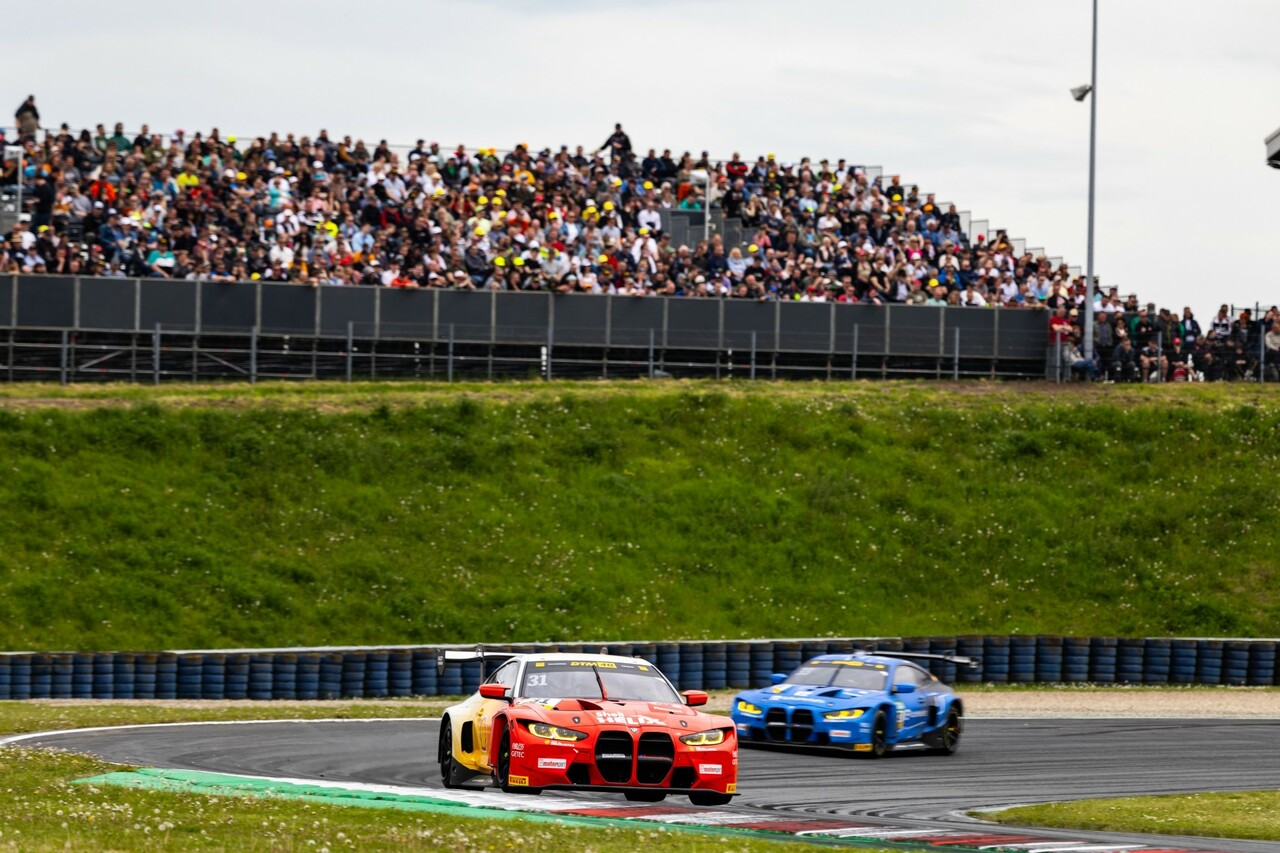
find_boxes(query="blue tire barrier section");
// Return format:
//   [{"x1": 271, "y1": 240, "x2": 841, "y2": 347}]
[{"x1": 0, "y1": 637, "x2": 1277, "y2": 700}]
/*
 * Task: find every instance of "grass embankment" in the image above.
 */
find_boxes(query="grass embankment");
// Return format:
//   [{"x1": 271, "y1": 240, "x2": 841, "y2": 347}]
[
  {"x1": 984, "y1": 792, "x2": 1280, "y2": 842},
  {"x1": 2, "y1": 382, "x2": 1280, "y2": 651}
]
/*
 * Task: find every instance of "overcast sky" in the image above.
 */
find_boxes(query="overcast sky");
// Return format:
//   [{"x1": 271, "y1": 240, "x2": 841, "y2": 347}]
[{"x1": 11, "y1": 0, "x2": 1279, "y2": 320}]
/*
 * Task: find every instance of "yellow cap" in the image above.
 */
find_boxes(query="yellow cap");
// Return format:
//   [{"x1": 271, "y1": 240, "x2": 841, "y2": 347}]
[
  {"x1": 748, "y1": 244, "x2": 759, "y2": 252},
  {"x1": 767, "y1": 152, "x2": 775, "y2": 160},
  {"x1": 495, "y1": 189, "x2": 506, "y2": 197},
  {"x1": 434, "y1": 187, "x2": 445, "y2": 196},
  {"x1": 929, "y1": 278, "x2": 939, "y2": 287},
  {"x1": 892, "y1": 193, "x2": 901, "y2": 201},
  {"x1": 603, "y1": 201, "x2": 614, "y2": 211},
  {"x1": 833, "y1": 184, "x2": 842, "y2": 192},
  {"x1": 492, "y1": 197, "x2": 503, "y2": 206},
  {"x1": 473, "y1": 226, "x2": 485, "y2": 236},
  {"x1": 643, "y1": 181, "x2": 654, "y2": 190},
  {"x1": 610, "y1": 177, "x2": 622, "y2": 187},
  {"x1": 324, "y1": 221, "x2": 338, "y2": 236},
  {"x1": 236, "y1": 171, "x2": 247, "y2": 181},
  {"x1": 539, "y1": 247, "x2": 549, "y2": 257},
  {"x1": 251, "y1": 272, "x2": 261, "y2": 280},
  {"x1": 227, "y1": 135, "x2": 236, "y2": 143},
  {"x1": 513, "y1": 257, "x2": 524, "y2": 267},
  {"x1": 477, "y1": 195, "x2": 488, "y2": 205},
  {"x1": 598, "y1": 253, "x2": 609, "y2": 263},
  {"x1": 548, "y1": 211, "x2": 559, "y2": 219},
  {"x1": 639, "y1": 227, "x2": 649, "y2": 235},
  {"x1": 494, "y1": 256, "x2": 506, "y2": 267}
]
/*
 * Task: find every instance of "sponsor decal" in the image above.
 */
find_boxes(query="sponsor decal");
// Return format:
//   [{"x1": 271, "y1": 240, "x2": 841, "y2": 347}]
[
  {"x1": 725, "y1": 783, "x2": 736, "y2": 794},
  {"x1": 853, "y1": 743, "x2": 871, "y2": 752},
  {"x1": 571, "y1": 661, "x2": 617, "y2": 668},
  {"x1": 598, "y1": 753, "x2": 629, "y2": 760},
  {"x1": 537, "y1": 758, "x2": 568, "y2": 770},
  {"x1": 508, "y1": 774, "x2": 529, "y2": 786},
  {"x1": 511, "y1": 743, "x2": 524, "y2": 755},
  {"x1": 595, "y1": 711, "x2": 664, "y2": 727},
  {"x1": 534, "y1": 662, "x2": 545, "y2": 667},
  {"x1": 830, "y1": 729, "x2": 851, "y2": 738},
  {"x1": 698, "y1": 764, "x2": 722, "y2": 775}
]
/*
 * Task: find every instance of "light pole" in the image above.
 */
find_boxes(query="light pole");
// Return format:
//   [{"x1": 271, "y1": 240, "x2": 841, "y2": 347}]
[{"x1": 1072, "y1": 0, "x2": 1099, "y2": 364}]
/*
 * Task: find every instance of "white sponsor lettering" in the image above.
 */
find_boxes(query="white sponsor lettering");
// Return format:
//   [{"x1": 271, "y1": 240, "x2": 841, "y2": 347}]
[
  {"x1": 594, "y1": 711, "x2": 664, "y2": 727},
  {"x1": 829, "y1": 729, "x2": 851, "y2": 738},
  {"x1": 537, "y1": 758, "x2": 568, "y2": 770},
  {"x1": 697, "y1": 763, "x2": 722, "y2": 775}
]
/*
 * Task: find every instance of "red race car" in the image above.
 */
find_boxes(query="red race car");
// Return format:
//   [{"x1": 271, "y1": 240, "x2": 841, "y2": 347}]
[{"x1": 438, "y1": 652, "x2": 738, "y2": 805}]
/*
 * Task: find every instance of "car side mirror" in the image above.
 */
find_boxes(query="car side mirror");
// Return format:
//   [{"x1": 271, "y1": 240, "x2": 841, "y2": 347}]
[
  {"x1": 478, "y1": 683, "x2": 511, "y2": 701},
  {"x1": 682, "y1": 690, "x2": 708, "y2": 707},
  {"x1": 770, "y1": 673, "x2": 787, "y2": 685},
  {"x1": 893, "y1": 683, "x2": 917, "y2": 695}
]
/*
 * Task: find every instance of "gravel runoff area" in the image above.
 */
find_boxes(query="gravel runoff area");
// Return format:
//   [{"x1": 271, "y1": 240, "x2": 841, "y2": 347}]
[
  {"x1": 7, "y1": 688, "x2": 1278, "y2": 720},
  {"x1": 960, "y1": 688, "x2": 1280, "y2": 718}
]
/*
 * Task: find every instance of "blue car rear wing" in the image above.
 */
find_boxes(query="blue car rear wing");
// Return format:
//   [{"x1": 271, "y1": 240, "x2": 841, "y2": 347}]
[{"x1": 852, "y1": 647, "x2": 981, "y2": 670}]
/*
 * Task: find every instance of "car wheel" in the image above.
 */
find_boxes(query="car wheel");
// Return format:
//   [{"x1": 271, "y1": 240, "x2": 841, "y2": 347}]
[
  {"x1": 689, "y1": 791, "x2": 734, "y2": 807},
  {"x1": 867, "y1": 709, "x2": 890, "y2": 758},
  {"x1": 933, "y1": 707, "x2": 962, "y2": 755},
  {"x1": 496, "y1": 733, "x2": 541, "y2": 795},
  {"x1": 439, "y1": 719, "x2": 460, "y2": 788},
  {"x1": 625, "y1": 791, "x2": 668, "y2": 802}
]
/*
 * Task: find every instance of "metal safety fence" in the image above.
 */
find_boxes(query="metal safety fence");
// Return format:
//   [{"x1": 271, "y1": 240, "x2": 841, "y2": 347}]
[
  {"x1": 0, "y1": 636, "x2": 1274, "y2": 699},
  {"x1": 0, "y1": 276, "x2": 1051, "y2": 383}
]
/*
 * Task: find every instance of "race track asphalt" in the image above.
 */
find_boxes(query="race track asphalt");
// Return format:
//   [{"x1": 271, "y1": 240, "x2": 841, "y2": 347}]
[{"x1": 18, "y1": 717, "x2": 1280, "y2": 853}]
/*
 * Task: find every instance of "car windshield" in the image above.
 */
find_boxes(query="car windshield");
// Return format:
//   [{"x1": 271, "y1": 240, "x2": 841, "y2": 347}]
[
  {"x1": 785, "y1": 663, "x2": 888, "y2": 691},
  {"x1": 521, "y1": 660, "x2": 681, "y2": 703}
]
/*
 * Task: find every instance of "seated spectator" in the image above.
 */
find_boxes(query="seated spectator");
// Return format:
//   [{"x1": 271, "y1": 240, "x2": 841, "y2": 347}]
[{"x1": 1110, "y1": 338, "x2": 1139, "y2": 383}]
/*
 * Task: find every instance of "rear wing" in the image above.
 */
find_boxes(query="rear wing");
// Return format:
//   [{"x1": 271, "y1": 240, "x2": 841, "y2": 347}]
[
  {"x1": 852, "y1": 647, "x2": 981, "y2": 670},
  {"x1": 434, "y1": 644, "x2": 618, "y2": 677}
]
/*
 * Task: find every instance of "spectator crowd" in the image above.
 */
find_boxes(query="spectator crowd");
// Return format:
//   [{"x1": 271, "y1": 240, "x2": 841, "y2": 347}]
[{"x1": 3, "y1": 96, "x2": 1274, "y2": 381}]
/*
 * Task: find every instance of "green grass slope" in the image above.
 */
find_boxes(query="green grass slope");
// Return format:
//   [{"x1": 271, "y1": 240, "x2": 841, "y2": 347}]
[{"x1": 1, "y1": 382, "x2": 1278, "y2": 651}]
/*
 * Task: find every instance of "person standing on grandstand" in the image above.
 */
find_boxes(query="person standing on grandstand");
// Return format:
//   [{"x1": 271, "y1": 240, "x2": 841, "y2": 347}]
[
  {"x1": 599, "y1": 123, "x2": 632, "y2": 165},
  {"x1": 14, "y1": 95, "x2": 39, "y2": 140},
  {"x1": 1265, "y1": 322, "x2": 1280, "y2": 381},
  {"x1": 1209, "y1": 304, "x2": 1232, "y2": 340},
  {"x1": 1181, "y1": 307, "x2": 1202, "y2": 347}
]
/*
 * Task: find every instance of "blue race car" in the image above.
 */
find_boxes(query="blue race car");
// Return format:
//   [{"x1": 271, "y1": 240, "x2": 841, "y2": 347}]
[{"x1": 730, "y1": 651, "x2": 976, "y2": 757}]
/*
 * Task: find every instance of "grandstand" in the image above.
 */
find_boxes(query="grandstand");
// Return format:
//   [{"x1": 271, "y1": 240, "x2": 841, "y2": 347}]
[{"x1": 1, "y1": 117, "x2": 1274, "y2": 381}]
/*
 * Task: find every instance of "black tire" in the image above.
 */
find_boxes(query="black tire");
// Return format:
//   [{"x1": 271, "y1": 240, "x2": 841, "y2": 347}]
[
  {"x1": 932, "y1": 707, "x2": 962, "y2": 755},
  {"x1": 625, "y1": 790, "x2": 667, "y2": 803},
  {"x1": 439, "y1": 719, "x2": 460, "y2": 788},
  {"x1": 496, "y1": 733, "x2": 541, "y2": 795},
  {"x1": 867, "y1": 709, "x2": 890, "y2": 758},
  {"x1": 689, "y1": 791, "x2": 734, "y2": 807}
]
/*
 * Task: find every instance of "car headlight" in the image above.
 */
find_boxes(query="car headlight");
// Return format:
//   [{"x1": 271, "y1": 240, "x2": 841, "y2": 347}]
[
  {"x1": 524, "y1": 721, "x2": 588, "y2": 741},
  {"x1": 736, "y1": 700, "x2": 763, "y2": 716},
  {"x1": 679, "y1": 729, "x2": 726, "y2": 746},
  {"x1": 823, "y1": 709, "x2": 865, "y2": 721}
]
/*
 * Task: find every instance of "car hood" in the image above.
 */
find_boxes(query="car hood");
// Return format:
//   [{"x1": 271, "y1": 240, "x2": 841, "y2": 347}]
[
  {"x1": 512, "y1": 697, "x2": 727, "y2": 728},
  {"x1": 739, "y1": 685, "x2": 885, "y2": 706}
]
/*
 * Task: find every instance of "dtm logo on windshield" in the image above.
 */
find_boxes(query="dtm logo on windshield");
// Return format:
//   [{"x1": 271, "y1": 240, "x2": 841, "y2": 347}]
[{"x1": 594, "y1": 711, "x2": 664, "y2": 726}]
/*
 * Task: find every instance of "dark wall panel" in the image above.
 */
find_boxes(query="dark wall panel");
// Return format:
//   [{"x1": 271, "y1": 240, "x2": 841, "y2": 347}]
[
  {"x1": 996, "y1": 309, "x2": 1050, "y2": 358},
  {"x1": 834, "y1": 304, "x2": 886, "y2": 354},
  {"x1": 0, "y1": 276, "x2": 11, "y2": 326},
  {"x1": 667, "y1": 299, "x2": 720, "y2": 349},
  {"x1": 140, "y1": 280, "x2": 198, "y2": 331},
  {"x1": 610, "y1": 298, "x2": 664, "y2": 347},
  {"x1": 944, "y1": 309, "x2": 999, "y2": 358},
  {"x1": 261, "y1": 284, "x2": 318, "y2": 334},
  {"x1": 319, "y1": 286, "x2": 376, "y2": 336},
  {"x1": 779, "y1": 302, "x2": 832, "y2": 352},
  {"x1": 885, "y1": 305, "x2": 944, "y2": 356},
  {"x1": 551, "y1": 295, "x2": 608, "y2": 346},
  {"x1": 79, "y1": 279, "x2": 137, "y2": 331},
  {"x1": 437, "y1": 291, "x2": 492, "y2": 343},
  {"x1": 496, "y1": 292, "x2": 550, "y2": 344},
  {"x1": 200, "y1": 282, "x2": 257, "y2": 332},
  {"x1": 724, "y1": 301, "x2": 777, "y2": 350},
  {"x1": 379, "y1": 289, "x2": 435, "y2": 339},
  {"x1": 16, "y1": 276, "x2": 76, "y2": 328}
]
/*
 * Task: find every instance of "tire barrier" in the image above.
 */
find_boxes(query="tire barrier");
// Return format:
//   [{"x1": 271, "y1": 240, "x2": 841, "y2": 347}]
[{"x1": 2, "y1": 636, "x2": 1278, "y2": 700}]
